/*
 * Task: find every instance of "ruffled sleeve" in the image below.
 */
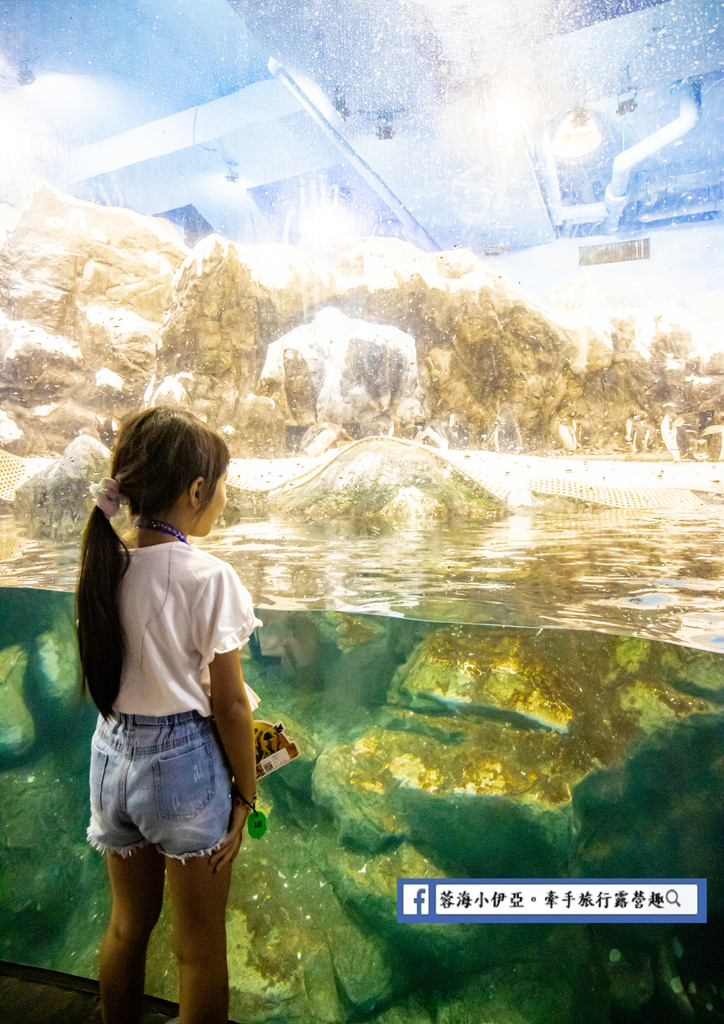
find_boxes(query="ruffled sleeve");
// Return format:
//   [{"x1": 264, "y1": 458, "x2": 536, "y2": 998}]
[{"x1": 191, "y1": 563, "x2": 263, "y2": 708}]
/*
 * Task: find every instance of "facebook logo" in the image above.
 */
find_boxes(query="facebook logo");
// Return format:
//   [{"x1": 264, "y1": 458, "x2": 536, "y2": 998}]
[{"x1": 402, "y1": 884, "x2": 430, "y2": 916}]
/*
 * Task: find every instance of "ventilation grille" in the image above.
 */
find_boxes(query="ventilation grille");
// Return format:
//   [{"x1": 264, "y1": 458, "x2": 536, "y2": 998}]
[{"x1": 578, "y1": 238, "x2": 650, "y2": 267}]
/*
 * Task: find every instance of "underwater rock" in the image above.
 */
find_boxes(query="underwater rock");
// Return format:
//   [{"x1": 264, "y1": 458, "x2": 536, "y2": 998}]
[
  {"x1": 315, "y1": 612, "x2": 399, "y2": 713},
  {"x1": 0, "y1": 645, "x2": 34, "y2": 760},
  {"x1": 312, "y1": 718, "x2": 575, "y2": 875},
  {"x1": 260, "y1": 306, "x2": 425, "y2": 432},
  {"x1": 656, "y1": 644, "x2": 724, "y2": 699},
  {"x1": 403, "y1": 930, "x2": 612, "y2": 1024},
  {"x1": 312, "y1": 623, "x2": 718, "y2": 879},
  {"x1": 14, "y1": 434, "x2": 109, "y2": 536},
  {"x1": 319, "y1": 839, "x2": 545, "y2": 983},
  {"x1": 324, "y1": 911, "x2": 393, "y2": 1013},
  {"x1": 571, "y1": 714, "x2": 724, "y2": 917},
  {"x1": 389, "y1": 629, "x2": 574, "y2": 732},
  {"x1": 147, "y1": 805, "x2": 396, "y2": 1024},
  {"x1": 268, "y1": 437, "x2": 502, "y2": 520}
]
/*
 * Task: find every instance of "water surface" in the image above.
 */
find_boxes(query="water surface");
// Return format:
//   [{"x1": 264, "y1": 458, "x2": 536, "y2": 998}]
[{"x1": 2, "y1": 506, "x2": 724, "y2": 651}]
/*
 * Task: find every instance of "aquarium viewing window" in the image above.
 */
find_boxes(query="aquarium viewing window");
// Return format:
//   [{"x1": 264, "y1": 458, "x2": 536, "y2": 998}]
[{"x1": 0, "y1": 2, "x2": 723, "y2": 1023}]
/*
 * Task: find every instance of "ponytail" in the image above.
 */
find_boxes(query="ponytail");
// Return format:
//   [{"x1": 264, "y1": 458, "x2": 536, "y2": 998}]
[{"x1": 77, "y1": 506, "x2": 129, "y2": 718}]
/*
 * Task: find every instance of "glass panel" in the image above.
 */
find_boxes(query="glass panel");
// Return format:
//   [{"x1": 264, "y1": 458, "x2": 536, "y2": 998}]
[{"x1": 2, "y1": 596, "x2": 723, "y2": 1020}]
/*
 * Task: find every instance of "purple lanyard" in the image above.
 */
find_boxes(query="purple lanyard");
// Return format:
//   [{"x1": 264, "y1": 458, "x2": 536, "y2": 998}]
[{"x1": 135, "y1": 519, "x2": 189, "y2": 545}]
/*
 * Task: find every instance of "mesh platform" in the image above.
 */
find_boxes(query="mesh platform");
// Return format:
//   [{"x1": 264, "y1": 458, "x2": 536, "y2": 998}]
[
  {"x1": 525, "y1": 476, "x2": 704, "y2": 510},
  {"x1": 0, "y1": 449, "x2": 27, "y2": 502},
  {"x1": 0, "y1": 441, "x2": 715, "y2": 511}
]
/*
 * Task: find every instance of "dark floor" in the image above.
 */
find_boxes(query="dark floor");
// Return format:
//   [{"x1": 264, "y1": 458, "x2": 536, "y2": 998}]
[{"x1": 0, "y1": 962, "x2": 179, "y2": 1024}]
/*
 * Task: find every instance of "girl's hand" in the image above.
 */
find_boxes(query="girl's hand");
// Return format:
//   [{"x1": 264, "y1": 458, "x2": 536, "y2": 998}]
[{"x1": 209, "y1": 798, "x2": 248, "y2": 873}]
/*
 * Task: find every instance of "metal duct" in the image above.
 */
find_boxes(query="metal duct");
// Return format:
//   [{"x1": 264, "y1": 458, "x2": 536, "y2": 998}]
[{"x1": 58, "y1": 80, "x2": 301, "y2": 185}]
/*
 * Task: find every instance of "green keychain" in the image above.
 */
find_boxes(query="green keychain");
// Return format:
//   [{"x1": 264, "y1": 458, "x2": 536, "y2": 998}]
[
  {"x1": 247, "y1": 809, "x2": 267, "y2": 839},
  {"x1": 234, "y1": 785, "x2": 267, "y2": 839}
]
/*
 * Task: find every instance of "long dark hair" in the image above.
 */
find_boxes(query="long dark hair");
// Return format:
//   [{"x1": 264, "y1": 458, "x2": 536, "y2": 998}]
[{"x1": 77, "y1": 407, "x2": 229, "y2": 717}]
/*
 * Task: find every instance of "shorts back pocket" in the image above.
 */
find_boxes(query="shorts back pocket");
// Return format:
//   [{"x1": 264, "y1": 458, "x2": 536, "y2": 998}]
[
  {"x1": 153, "y1": 740, "x2": 216, "y2": 820},
  {"x1": 90, "y1": 741, "x2": 110, "y2": 813}
]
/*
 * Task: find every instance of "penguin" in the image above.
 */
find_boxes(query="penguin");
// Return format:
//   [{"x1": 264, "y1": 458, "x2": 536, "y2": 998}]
[
  {"x1": 660, "y1": 404, "x2": 689, "y2": 462},
  {"x1": 557, "y1": 414, "x2": 577, "y2": 452},
  {"x1": 487, "y1": 403, "x2": 523, "y2": 453}
]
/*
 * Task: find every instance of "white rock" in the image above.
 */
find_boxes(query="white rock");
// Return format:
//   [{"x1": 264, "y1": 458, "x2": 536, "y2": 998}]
[
  {"x1": 95, "y1": 368, "x2": 124, "y2": 391},
  {"x1": 153, "y1": 373, "x2": 193, "y2": 404},
  {"x1": 3, "y1": 322, "x2": 82, "y2": 368},
  {"x1": 0, "y1": 410, "x2": 23, "y2": 443},
  {"x1": 261, "y1": 307, "x2": 422, "y2": 430}
]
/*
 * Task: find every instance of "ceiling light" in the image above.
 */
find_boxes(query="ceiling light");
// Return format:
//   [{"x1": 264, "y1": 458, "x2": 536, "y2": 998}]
[
  {"x1": 487, "y1": 93, "x2": 532, "y2": 138},
  {"x1": 552, "y1": 107, "x2": 602, "y2": 160}
]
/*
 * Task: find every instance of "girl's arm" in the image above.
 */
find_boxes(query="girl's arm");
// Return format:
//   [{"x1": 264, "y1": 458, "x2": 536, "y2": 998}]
[{"x1": 207, "y1": 648, "x2": 257, "y2": 871}]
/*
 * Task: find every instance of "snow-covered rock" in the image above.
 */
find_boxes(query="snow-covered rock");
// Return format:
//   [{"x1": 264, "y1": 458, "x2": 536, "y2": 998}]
[{"x1": 260, "y1": 307, "x2": 425, "y2": 431}]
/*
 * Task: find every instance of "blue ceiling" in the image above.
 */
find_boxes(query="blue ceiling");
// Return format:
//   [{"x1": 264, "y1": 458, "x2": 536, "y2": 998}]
[{"x1": 1, "y1": 0, "x2": 722, "y2": 256}]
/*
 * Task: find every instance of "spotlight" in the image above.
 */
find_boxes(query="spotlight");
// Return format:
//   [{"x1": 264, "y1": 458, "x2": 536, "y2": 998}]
[
  {"x1": 552, "y1": 107, "x2": 602, "y2": 159},
  {"x1": 375, "y1": 115, "x2": 394, "y2": 140},
  {"x1": 616, "y1": 90, "x2": 637, "y2": 116},
  {"x1": 333, "y1": 87, "x2": 350, "y2": 121},
  {"x1": 17, "y1": 61, "x2": 35, "y2": 86}
]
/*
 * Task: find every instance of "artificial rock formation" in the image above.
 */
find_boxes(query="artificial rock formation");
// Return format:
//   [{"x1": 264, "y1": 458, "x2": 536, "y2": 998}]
[
  {"x1": 267, "y1": 437, "x2": 502, "y2": 520},
  {"x1": 153, "y1": 233, "x2": 338, "y2": 456},
  {"x1": 0, "y1": 180, "x2": 186, "y2": 454},
  {"x1": 14, "y1": 434, "x2": 110, "y2": 536},
  {"x1": 2, "y1": 182, "x2": 724, "y2": 459}
]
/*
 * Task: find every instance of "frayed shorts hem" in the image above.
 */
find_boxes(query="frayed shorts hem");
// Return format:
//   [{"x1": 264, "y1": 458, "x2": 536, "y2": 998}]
[
  {"x1": 87, "y1": 830, "x2": 153, "y2": 859},
  {"x1": 87, "y1": 826, "x2": 228, "y2": 863}
]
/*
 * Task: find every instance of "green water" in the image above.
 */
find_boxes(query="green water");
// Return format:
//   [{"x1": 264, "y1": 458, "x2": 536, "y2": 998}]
[{"x1": 1, "y1": 587, "x2": 722, "y2": 1023}]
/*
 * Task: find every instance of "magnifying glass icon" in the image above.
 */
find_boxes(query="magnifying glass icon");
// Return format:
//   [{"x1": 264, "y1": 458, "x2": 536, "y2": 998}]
[{"x1": 666, "y1": 889, "x2": 681, "y2": 908}]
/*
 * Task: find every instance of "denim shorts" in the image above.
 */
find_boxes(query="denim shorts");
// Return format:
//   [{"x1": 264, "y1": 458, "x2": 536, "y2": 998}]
[{"x1": 87, "y1": 710, "x2": 232, "y2": 860}]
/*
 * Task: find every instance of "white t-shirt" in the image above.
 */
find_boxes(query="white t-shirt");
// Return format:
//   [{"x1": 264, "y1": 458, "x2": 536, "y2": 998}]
[{"x1": 114, "y1": 542, "x2": 262, "y2": 717}]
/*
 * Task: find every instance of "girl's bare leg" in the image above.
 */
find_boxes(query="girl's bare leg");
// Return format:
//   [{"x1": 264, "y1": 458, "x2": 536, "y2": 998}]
[
  {"x1": 100, "y1": 845, "x2": 165, "y2": 1024},
  {"x1": 165, "y1": 854, "x2": 232, "y2": 1024}
]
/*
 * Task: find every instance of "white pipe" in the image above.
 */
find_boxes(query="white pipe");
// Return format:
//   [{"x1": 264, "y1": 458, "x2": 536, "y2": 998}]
[
  {"x1": 603, "y1": 82, "x2": 700, "y2": 233},
  {"x1": 559, "y1": 202, "x2": 606, "y2": 225},
  {"x1": 58, "y1": 80, "x2": 301, "y2": 185}
]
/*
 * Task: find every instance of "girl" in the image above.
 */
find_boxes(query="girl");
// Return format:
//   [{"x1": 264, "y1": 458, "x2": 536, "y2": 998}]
[{"x1": 77, "y1": 407, "x2": 261, "y2": 1024}]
